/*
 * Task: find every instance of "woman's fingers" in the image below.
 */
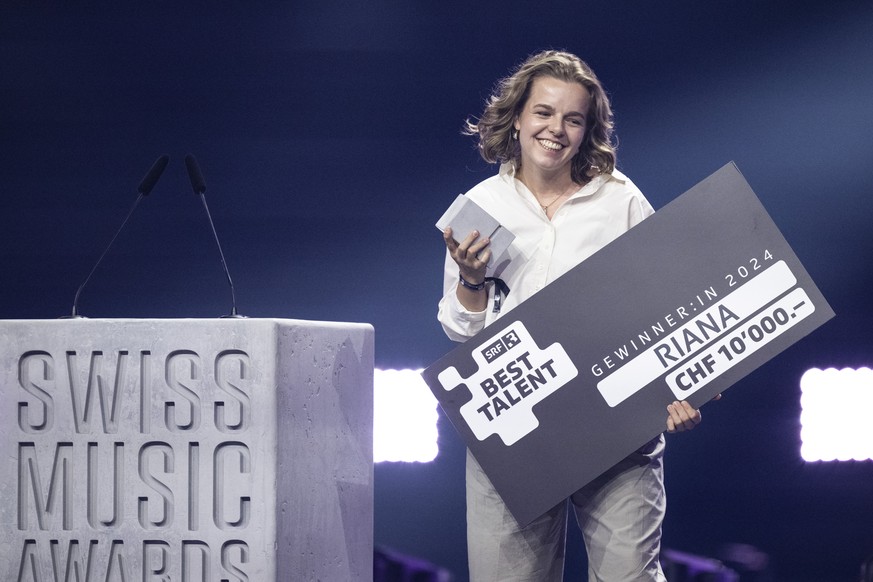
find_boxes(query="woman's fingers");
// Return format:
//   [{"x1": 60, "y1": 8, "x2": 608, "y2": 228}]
[{"x1": 444, "y1": 227, "x2": 490, "y2": 276}]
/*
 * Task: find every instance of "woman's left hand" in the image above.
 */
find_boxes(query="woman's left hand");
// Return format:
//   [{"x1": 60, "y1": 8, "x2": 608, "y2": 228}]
[
  {"x1": 666, "y1": 401, "x2": 701, "y2": 433},
  {"x1": 666, "y1": 394, "x2": 722, "y2": 433}
]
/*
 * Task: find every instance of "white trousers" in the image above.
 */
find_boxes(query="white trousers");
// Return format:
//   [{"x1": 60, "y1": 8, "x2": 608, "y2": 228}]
[{"x1": 466, "y1": 436, "x2": 667, "y2": 582}]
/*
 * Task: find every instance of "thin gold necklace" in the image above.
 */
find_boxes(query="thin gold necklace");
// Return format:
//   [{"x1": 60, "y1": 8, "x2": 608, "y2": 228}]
[
  {"x1": 537, "y1": 184, "x2": 576, "y2": 214},
  {"x1": 538, "y1": 194, "x2": 564, "y2": 213},
  {"x1": 517, "y1": 167, "x2": 574, "y2": 214}
]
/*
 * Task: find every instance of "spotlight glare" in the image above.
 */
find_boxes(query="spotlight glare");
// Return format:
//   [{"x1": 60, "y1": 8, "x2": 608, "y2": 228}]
[
  {"x1": 374, "y1": 369, "x2": 439, "y2": 463},
  {"x1": 799, "y1": 367, "x2": 873, "y2": 462}
]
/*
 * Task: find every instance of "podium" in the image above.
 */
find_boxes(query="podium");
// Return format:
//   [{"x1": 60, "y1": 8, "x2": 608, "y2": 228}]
[{"x1": 0, "y1": 318, "x2": 375, "y2": 581}]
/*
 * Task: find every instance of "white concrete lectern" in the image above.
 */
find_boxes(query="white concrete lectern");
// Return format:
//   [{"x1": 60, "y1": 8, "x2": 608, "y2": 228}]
[{"x1": 0, "y1": 318, "x2": 375, "y2": 582}]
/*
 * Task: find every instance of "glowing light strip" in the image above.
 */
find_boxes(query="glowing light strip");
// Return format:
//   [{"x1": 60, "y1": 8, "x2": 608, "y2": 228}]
[
  {"x1": 800, "y1": 367, "x2": 873, "y2": 462},
  {"x1": 374, "y1": 369, "x2": 439, "y2": 463}
]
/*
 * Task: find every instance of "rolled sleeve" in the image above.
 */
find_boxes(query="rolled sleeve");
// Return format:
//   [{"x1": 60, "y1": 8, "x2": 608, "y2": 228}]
[{"x1": 438, "y1": 287, "x2": 487, "y2": 342}]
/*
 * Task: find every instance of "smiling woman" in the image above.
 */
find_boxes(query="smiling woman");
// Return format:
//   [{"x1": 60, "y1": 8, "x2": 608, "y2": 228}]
[
  {"x1": 436, "y1": 50, "x2": 709, "y2": 582},
  {"x1": 512, "y1": 76, "x2": 590, "y2": 218}
]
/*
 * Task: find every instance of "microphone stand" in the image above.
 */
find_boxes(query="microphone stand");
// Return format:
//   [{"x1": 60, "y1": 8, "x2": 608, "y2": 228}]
[
  {"x1": 198, "y1": 191, "x2": 243, "y2": 318},
  {"x1": 64, "y1": 155, "x2": 170, "y2": 318},
  {"x1": 67, "y1": 193, "x2": 144, "y2": 318},
  {"x1": 185, "y1": 154, "x2": 245, "y2": 318}
]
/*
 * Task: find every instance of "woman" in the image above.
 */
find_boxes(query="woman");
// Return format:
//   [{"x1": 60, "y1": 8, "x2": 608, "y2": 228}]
[{"x1": 438, "y1": 50, "x2": 703, "y2": 581}]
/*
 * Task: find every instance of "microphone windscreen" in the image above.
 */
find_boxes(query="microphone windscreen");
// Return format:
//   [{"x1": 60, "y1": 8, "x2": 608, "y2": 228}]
[
  {"x1": 185, "y1": 154, "x2": 207, "y2": 195},
  {"x1": 137, "y1": 155, "x2": 170, "y2": 195}
]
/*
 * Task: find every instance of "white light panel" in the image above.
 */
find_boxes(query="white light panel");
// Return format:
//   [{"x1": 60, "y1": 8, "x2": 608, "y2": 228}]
[
  {"x1": 800, "y1": 367, "x2": 873, "y2": 462},
  {"x1": 374, "y1": 369, "x2": 439, "y2": 463}
]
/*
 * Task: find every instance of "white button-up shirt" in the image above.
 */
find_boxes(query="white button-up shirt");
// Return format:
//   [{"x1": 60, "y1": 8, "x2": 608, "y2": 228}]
[{"x1": 438, "y1": 163, "x2": 654, "y2": 342}]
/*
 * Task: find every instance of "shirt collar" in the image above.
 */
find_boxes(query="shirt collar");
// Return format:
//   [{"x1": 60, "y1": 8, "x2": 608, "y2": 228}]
[{"x1": 498, "y1": 162, "x2": 623, "y2": 198}]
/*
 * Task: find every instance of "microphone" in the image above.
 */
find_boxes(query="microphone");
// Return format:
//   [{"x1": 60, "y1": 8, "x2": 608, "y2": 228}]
[
  {"x1": 66, "y1": 155, "x2": 170, "y2": 318},
  {"x1": 138, "y1": 154, "x2": 170, "y2": 195},
  {"x1": 184, "y1": 154, "x2": 243, "y2": 318}
]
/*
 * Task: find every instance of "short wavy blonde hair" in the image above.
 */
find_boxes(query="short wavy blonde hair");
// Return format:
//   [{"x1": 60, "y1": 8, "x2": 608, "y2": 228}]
[{"x1": 465, "y1": 50, "x2": 616, "y2": 183}]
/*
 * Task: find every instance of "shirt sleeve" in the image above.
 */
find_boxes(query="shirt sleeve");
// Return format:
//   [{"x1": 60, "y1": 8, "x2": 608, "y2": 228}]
[
  {"x1": 437, "y1": 250, "x2": 487, "y2": 342},
  {"x1": 627, "y1": 189, "x2": 655, "y2": 227}
]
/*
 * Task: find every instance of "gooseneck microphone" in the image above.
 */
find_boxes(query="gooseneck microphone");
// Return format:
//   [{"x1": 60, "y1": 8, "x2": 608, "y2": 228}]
[
  {"x1": 138, "y1": 154, "x2": 170, "y2": 196},
  {"x1": 184, "y1": 154, "x2": 243, "y2": 318},
  {"x1": 67, "y1": 155, "x2": 170, "y2": 318}
]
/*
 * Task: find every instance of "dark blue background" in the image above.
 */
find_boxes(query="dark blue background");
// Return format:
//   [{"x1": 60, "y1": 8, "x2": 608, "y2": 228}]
[{"x1": 2, "y1": 1, "x2": 871, "y2": 580}]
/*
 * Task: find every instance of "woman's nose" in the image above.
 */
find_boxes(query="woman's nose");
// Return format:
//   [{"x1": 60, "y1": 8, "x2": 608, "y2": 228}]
[{"x1": 548, "y1": 118, "x2": 564, "y2": 136}]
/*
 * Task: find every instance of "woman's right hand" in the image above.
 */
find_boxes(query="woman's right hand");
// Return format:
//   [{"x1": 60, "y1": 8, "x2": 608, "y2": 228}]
[
  {"x1": 443, "y1": 227, "x2": 491, "y2": 284},
  {"x1": 443, "y1": 227, "x2": 491, "y2": 312}
]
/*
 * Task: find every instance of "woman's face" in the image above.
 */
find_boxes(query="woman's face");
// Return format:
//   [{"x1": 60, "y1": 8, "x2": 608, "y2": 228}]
[{"x1": 513, "y1": 75, "x2": 590, "y2": 183}]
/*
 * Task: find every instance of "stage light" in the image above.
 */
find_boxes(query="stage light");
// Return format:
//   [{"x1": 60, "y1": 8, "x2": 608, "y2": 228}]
[
  {"x1": 374, "y1": 369, "x2": 439, "y2": 463},
  {"x1": 800, "y1": 367, "x2": 873, "y2": 462}
]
